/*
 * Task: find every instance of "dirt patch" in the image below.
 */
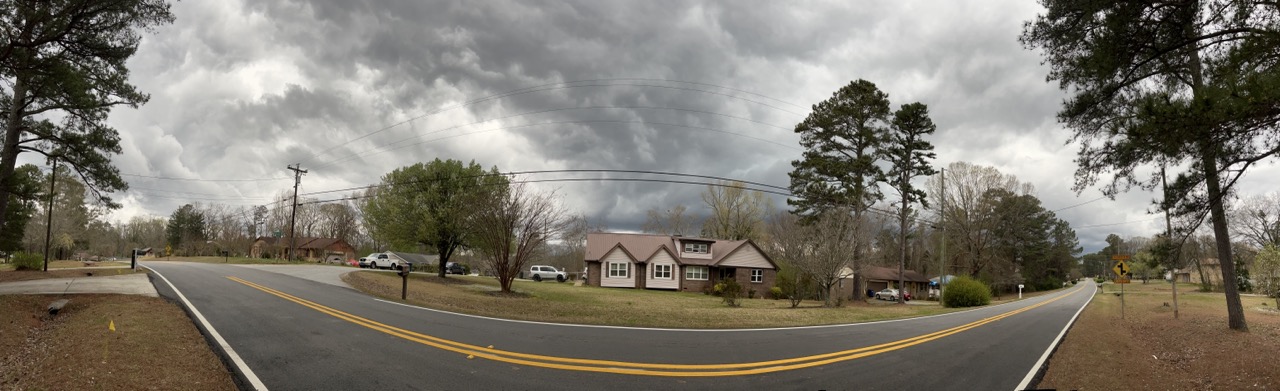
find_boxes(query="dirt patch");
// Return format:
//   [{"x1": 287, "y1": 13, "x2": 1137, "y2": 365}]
[
  {"x1": 0, "y1": 294, "x2": 236, "y2": 390},
  {"x1": 1038, "y1": 282, "x2": 1280, "y2": 390},
  {"x1": 0, "y1": 268, "x2": 143, "y2": 283}
]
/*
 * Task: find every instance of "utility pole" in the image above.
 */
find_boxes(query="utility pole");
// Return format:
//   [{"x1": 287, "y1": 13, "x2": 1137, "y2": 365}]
[
  {"x1": 42, "y1": 157, "x2": 57, "y2": 272},
  {"x1": 938, "y1": 167, "x2": 946, "y2": 300},
  {"x1": 287, "y1": 163, "x2": 307, "y2": 262}
]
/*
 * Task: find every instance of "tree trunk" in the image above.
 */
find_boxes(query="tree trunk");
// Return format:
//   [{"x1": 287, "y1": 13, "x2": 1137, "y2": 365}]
[
  {"x1": 898, "y1": 171, "x2": 908, "y2": 304},
  {"x1": 1203, "y1": 152, "x2": 1248, "y2": 331},
  {"x1": 0, "y1": 77, "x2": 28, "y2": 233},
  {"x1": 1185, "y1": 10, "x2": 1246, "y2": 331}
]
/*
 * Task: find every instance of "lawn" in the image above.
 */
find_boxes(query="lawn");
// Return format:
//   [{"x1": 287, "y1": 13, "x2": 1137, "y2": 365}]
[
  {"x1": 1037, "y1": 281, "x2": 1280, "y2": 390},
  {"x1": 344, "y1": 271, "x2": 990, "y2": 329},
  {"x1": 152, "y1": 255, "x2": 359, "y2": 266},
  {"x1": 0, "y1": 294, "x2": 236, "y2": 390}
]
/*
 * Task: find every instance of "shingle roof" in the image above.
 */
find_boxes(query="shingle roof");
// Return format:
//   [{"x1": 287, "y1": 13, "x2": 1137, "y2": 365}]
[
  {"x1": 862, "y1": 266, "x2": 931, "y2": 283},
  {"x1": 585, "y1": 233, "x2": 771, "y2": 267}
]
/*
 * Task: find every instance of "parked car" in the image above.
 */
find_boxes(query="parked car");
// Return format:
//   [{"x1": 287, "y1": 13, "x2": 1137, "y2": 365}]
[
  {"x1": 366, "y1": 253, "x2": 401, "y2": 270},
  {"x1": 527, "y1": 265, "x2": 566, "y2": 282},
  {"x1": 875, "y1": 288, "x2": 901, "y2": 301},
  {"x1": 358, "y1": 253, "x2": 378, "y2": 269},
  {"x1": 445, "y1": 262, "x2": 467, "y2": 275}
]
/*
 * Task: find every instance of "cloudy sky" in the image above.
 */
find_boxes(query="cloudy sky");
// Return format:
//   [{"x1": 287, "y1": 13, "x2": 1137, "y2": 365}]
[{"x1": 26, "y1": 0, "x2": 1278, "y2": 253}]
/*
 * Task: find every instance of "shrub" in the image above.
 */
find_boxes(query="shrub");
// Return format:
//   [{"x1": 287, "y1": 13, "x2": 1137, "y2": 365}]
[
  {"x1": 1031, "y1": 276, "x2": 1064, "y2": 291},
  {"x1": 12, "y1": 252, "x2": 42, "y2": 271},
  {"x1": 715, "y1": 278, "x2": 743, "y2": 307},
  {"x1": 769, "y1": 286, "x2": 783, "y2": 300},
  {"x1": 942, "y1": 276, "x2": 992, "y2": 308}
]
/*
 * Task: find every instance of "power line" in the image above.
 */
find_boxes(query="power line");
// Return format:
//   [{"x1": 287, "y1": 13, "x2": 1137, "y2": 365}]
[
  {"x1": 1052, "y1": 195, "x2": 1107, "y2": 212},
  {"x1": 301, "y1": 78, "x2": 806, "y2": 165},
  {"x1": 120, "y1": 173, "x2": 290, "y2": 182},
  {"x1": 1075, "y1": 216, "x2": 1167, "y2": 228},
  {"x1": 309, "y1": 108, "x2": 798, "y2": 171}
]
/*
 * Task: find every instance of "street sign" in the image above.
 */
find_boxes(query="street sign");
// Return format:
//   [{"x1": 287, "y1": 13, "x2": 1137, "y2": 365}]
[
  {"x1": 1112, "y1": 259, "x2": 1130, "y2": 277},
  {"x1": 1114, "y1": 277, "x2": 1130, "y2": 284}
]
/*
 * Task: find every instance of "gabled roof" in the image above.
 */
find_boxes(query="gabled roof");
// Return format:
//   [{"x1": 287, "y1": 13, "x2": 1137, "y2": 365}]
[
  {"x1": 862, "y1": 266, "x2": 931, "y2": 283},
  {"x1": 585, "y1": 233, "x2": 776, "y2": 268},
  {"x1": 586, "y1": 233, "x2": 677, "y2": 263}
]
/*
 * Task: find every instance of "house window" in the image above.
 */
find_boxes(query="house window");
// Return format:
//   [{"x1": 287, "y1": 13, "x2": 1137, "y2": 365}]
[
  {"x1": 683, "y1": 242, "x2": 709, "y2": 254},
  {"x1": 685, "y1": 266, "x2": 709, "y2": 280},
  {"x1": 751, "y1": 269, "x2": 763, "y2": 283},
  {"x1": 653, "y1": 264, "x2": 672, "y2": 279},
  {"x1": 608, "y1": 262, "x2": 629, "y2": 278}
]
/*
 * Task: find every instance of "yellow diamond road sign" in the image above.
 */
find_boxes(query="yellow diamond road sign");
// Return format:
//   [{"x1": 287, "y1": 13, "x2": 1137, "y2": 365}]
[{"x1": 1112, "y1": 259, "x2": 1130, "y2": 277}]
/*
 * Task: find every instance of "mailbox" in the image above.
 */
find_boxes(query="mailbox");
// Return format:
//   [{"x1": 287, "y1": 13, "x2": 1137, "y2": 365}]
[{"x1": 397, "y1": 263, "x2": 411, "y2": 277}]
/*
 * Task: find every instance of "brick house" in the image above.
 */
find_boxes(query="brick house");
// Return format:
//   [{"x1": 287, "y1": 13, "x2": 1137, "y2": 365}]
[
  {"x1": 251, "y1": 237, "x2": 356, "y2": 262},
  {"x1": 584, "y1": 233, "x2": 778, "y2": 295},
  {"x1": 860, "y1": 265, "x2": 932, "y2": 299}
]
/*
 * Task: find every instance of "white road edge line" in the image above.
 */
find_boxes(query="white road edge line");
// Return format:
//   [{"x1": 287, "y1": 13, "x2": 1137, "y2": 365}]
[
  {"x1": 144, "y1": 264, "x2": 269, "y2": 391},
  {"x1": 370, "y1": 284, "x2": 1081, "y2": 332},
  {"x1": 1014, "y1": 283, "x2": 1097, "y2": 391}
]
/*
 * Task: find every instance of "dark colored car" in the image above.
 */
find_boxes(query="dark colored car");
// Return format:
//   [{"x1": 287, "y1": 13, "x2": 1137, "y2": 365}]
[{"x1": 445, "y1": 262, "x2": 467, "y2": 275}]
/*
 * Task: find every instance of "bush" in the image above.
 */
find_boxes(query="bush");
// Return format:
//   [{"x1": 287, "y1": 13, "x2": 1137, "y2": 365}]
[
  {"x1": 1031, "y1": 276, "x2": 1064, "y2": 291},
  {"x1": 12, "y1": 252, "x2": 42, "y2": 271},
  {"x1": 769, "y1": 286, "x2": 783, "y2": 300},
  {"x1": 942, "y1": 276, "x2": 992, "y2": 308},
  {"x1": 714, "y1": 278, "x2": 743, "y2": 307}
]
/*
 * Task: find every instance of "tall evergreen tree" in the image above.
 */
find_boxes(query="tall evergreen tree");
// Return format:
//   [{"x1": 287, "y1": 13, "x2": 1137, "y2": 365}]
[
  {"x1": 166, "y1": 204, "x2": 205, "y2": 254},
  {"x1": 789, "y1": 79, "x2": 892, "y2": 298},
  {"x1": 886, "y1": 102, "x2": 937, "y2": 303},
  {"x1": 1021, "y1": 0, "x2": 1280, "y2": 331},
  {"x1": 0, "y1": 0, "x2": 175, "y2": 235}
]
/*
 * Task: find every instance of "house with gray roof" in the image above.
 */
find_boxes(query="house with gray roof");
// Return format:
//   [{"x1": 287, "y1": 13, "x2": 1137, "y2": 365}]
[{"x1": 584, "y1": 233, "x2": 778, "y2": 293}]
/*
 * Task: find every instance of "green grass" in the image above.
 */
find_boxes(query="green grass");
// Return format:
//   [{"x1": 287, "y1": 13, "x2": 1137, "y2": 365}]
[{"x1": 344, "y1": 271, "x2": 971, "y2": 328}]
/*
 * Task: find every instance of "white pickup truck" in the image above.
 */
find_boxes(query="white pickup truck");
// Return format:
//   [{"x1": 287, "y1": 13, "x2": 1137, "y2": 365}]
[{"x1": 362, "y1": 252, "x2": 400, "y2": 270}]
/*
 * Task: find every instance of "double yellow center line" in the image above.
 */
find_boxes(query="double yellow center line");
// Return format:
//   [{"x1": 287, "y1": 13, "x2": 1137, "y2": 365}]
[{"x1": 227, "y1": 276, "x2": 1079, "y2": 377}]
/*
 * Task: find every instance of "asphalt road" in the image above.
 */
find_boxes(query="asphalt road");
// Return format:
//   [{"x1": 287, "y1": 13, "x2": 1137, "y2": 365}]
[{"x1": 143, "y1": 261, "x2": 1094, "y2": 391}]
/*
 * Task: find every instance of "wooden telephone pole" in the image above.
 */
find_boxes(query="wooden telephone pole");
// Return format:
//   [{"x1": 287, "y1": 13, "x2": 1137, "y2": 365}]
[{"x1": 287, "y1": 163, "x2": 307, "y2": 261}]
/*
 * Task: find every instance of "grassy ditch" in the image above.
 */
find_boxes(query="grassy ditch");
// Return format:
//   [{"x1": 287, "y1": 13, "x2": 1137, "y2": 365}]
[
  {"x1": 1038, "y1": 281, "x2": 1280, "y2": 390},
  {"x1": 0, "y1": 294, "x2": 236, "y2": 390},
  {"x1": 343, "y1": 271, "x2": 977, "y2": 328}
]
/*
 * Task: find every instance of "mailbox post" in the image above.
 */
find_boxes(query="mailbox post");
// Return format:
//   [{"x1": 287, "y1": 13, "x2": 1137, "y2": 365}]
[
  {"x1": 398, "y1": 263, "x2": 410, "y2": 300},
  {"x1": 1017, "y1": 284, "x2": 1024, "y2": 299}
]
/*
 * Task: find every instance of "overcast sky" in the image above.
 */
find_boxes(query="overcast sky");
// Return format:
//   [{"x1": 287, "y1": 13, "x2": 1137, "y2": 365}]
[{"x1": 26, "y1": 0, "x2": 1277, "y2": 253}]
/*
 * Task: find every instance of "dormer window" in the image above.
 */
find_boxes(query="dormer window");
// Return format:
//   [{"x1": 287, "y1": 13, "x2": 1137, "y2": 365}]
[{"x1": 683, "y1": 242, "x2": 710, "y2": 254}]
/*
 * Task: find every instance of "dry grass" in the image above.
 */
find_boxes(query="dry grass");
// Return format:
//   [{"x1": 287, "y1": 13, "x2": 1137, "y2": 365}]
[
  {"x1": 1038, "y1": 281, "x2": 1280, "y2": 390},
  {"x1": 0, "y1": 294, "x2": 236, "y2": 390},
  {"x1": 0, "y1": 268, "x2": 144, "y2": 283},
  {"x1": 343, "y1": 271, "x2": 984, "y2": 328}
]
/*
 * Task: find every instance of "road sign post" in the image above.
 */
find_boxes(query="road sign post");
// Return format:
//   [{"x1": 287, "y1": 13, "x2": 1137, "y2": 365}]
[{"x1": 1112, "y1": 255, "x2": 1130, "y2": 319}]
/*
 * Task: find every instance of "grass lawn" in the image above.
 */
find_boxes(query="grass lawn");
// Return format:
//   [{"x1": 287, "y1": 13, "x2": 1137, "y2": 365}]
[
  {"x1": 1038, "y1": 281, "x2": 1280, "y2": 390},
  {"x1": 152, "y1": 255, "x2": 358, "y2": 266},
  {"x1": 343, "y1": 271, "x2": 1002, "y2": 328},
  {"x1": 0, "y1": 294, "x2": 236, "y2": 390}
]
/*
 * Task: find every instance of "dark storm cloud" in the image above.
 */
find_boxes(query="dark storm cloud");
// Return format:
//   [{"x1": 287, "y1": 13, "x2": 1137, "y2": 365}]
[{"x1": 98, "y1": 0, "x2": 1267, "y2": 252}]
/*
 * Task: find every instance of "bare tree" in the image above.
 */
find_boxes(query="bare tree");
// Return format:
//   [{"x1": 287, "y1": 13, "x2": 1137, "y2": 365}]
[
  {"x1": 927, "y1": 161, "x2": 1032, "y2": 277},
  {"x1": 701, "y1": 181, "x2": 772, "y2": 241},
  {"x1": 1230, "y1": 193, "x2": 1280, "y2": 249},
  {"x1": 641, "y1": 205, "x2": 695, "y2": 236},
  {"x1": 471, "y1": 182, "x2": 569, "y2": 293},
  {"x1": 771, "y1": 209, "x2": 858, "y2": 307}
]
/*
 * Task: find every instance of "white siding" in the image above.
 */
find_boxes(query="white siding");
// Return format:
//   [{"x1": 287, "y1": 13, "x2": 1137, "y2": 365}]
[
  {"x1": 600, "y1": 248, "x2": 635, "y2": 288},
  {"x1": 645, "y1": 250, "x2": 679, "y2": 290},
  {"x1": 717, "y1": 244, "x2": 773, "y2": 269}
]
